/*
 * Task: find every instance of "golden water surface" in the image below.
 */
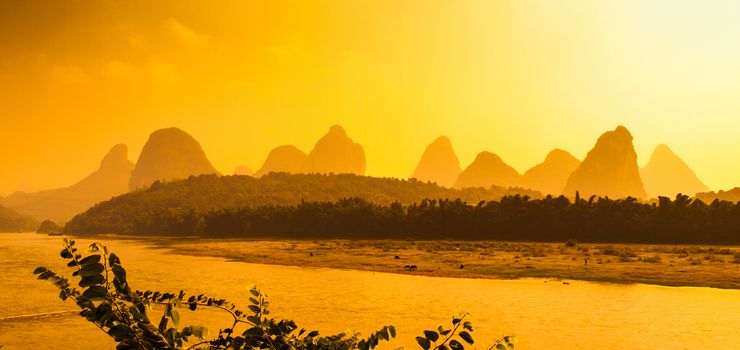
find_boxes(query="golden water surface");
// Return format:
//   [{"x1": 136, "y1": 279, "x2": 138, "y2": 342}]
[{"x1": 1, "y1": 233, "x2": 738, "y2": 349}]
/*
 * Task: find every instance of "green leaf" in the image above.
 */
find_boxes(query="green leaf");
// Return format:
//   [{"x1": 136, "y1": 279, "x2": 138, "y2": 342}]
[
  {"x1": 79, "y1": 274, "x2": 105, "y2": 288},
  {"x1": 78, "y1": 255, "x2": 101, "y2": 265},
  {"x1": 81, "y1": 286, "x2": 108, "y2": 300},
  {"x1": 107, "y1": 324, "x2": 129, "y2": 339},
  {"x1": 158, "y1": 316, "x2": 169, "y2": 333},
  {"x1": 32, "y1": 267, "x2": 47, "y2": 275},
  {"x1": 439, "y1": 345, "x2": 449, "y2": 350},
  {"x1": 244, "y1": 327, "x2": 263, "y2": 336},
  {"x1": 249, "y1": 289, "x2": 260, "y2": 297},
  {"x1": 191, "y1": 329, "x2": 210, "y2": 344},
  {"x1": 416, "y1": 336, "x2": 431, "y2": 350},
  {"x1": 79, "y1": 263, "x2": 104, "y2": 277},
  {"x1": 37, "y1": 270, "x2": 55, "y2": 280},
  {"x1": 495, "y1": 344, "x2": 507, "y2": 350},
  {"x1": 248, "y1": 305, "x2": 261, "y2": 313},
  {"x1": 449, "y1": 339, "x2": 464, "y2": 350},
  {"x1": 459, "y1": 331, "x2": 474, "y2": 345},
  {"x1": 423, "y1": 330, "x2": 439, "y2": 342},
  {"x1": 171, "y1": 309, "x2": 180, "y2": 329},
  {"x1": 388, "y1": 325, "x2": 396, "y2": 338}
]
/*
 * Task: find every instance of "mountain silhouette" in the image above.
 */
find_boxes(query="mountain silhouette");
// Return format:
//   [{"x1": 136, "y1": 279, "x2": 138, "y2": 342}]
[
  {"x1": 306, "y1": 125, "x2": 365, "y2": 175},
  {"x1": 254, "y1": 145, "x2": 309, "y2": 177},
  {"x1": 640, "y1": 144, "x2": 708, "y2": 198},
  {"x1": 0, "y1": 204, "x2": 37, "y2": 232},
  {"x1": 233, "y1": 165, "x2": 253, "y2": 176},
  {"x1": 453, "y1": 151, "x2": 522, "y2": 189},
  {"x1": 410, "y1": 136, "x2": 461, "y2": 187},
  {"x1": 0, "y1": 144, "x2": 134, "y2": 222},
  {"x1": 522, "y1": 149, "x2": 581, "y2": 195},
  {"x1": 562, "y1": 126, "x2": 647, "y2": 199},
  {"x1": 129, "y1": 128, "x2": 218, "y2": 190}
]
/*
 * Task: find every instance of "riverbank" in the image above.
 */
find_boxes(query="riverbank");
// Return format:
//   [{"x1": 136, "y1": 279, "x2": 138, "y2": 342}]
[{"x1": 154, "y1": 239, "x2": 740, "y2": 289}]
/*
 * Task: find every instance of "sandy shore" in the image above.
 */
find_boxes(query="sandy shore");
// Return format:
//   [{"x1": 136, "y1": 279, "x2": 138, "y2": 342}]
[{"x1": 150, "y1": 239, "x2": 740, "y2": 289}]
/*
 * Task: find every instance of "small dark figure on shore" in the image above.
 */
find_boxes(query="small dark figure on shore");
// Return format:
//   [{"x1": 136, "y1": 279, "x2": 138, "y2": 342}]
[
  {"x1": 394, "y1": 255, "x2": 400, "y2": 259},
  {"x1": 459, "y1": 264, "x2": 465, "y2": 269}
]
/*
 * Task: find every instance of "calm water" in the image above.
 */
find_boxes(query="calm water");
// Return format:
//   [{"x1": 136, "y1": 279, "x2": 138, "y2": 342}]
[{"x1": 1, "y1": 233, "x2": 738, "y2": 349}]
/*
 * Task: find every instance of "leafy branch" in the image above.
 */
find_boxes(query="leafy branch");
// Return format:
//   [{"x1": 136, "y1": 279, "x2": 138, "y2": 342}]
[{"x1": 34, "y1": 239, "x2": 513, "y2": 350}]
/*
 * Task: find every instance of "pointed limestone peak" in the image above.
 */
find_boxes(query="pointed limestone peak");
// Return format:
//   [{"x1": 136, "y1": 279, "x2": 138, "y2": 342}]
[
  {"x1": 522, "y1": 148, "x2": 581, "y2": 195},
  {"x1": 306, "y1": 124, "x2": 366, "y2": 175},
  {"x1": 254, "y1": 145, "x2": 309, "y2": 177},
  {"x1": 100, "y1": 144, "x2": 132, "y2": 170},
  {"x1": 453, "y1": 151, "x2": 521, "y2": 189},
  {"x1": 328, "y1": 124, "x2": 347, "y2": 136},
  {"x1": 233, "y1": 165, "x2": 253, "y2": 176},
  {"x1": 129, "y1": 127, "x2": 218, "y2": 190},
  {"x1": 641, "y1": 144, "x2": 709, "y2": 198},
  {"x1": 410, "y1": 135, "x2": 461, "y2": 187},
  {"x1": 562, "y1": 126, "x2": 647, "y2": 199}
]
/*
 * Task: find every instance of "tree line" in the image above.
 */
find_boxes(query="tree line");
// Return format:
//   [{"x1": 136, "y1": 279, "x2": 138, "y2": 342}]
[
  {"x1": 66, "y1": 193, "x2": 740, "y2": 244},
  {"x1": 63, "y1": 172, "x2": 540, "y2": 233}
]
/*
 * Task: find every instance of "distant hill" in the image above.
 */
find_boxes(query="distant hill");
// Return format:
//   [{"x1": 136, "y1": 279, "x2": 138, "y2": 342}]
[
  {"x1": 696, "y1": 188, "x2": 740, "y2": 203},
  {"x1": 65, "y1": 172, "x2": 542, "y2": 234},
  {"x1": 522, "y1": 149, "x2": 580, "y2": 195},
  {"x1": 306, "y1": 125, "x2": 365, "y2": 175},
  {"x1": 254, "y1": 145, "x2": 309, "y2": 177},
  {"x1": 0, "y1": 144, "x2": 134, "y2": 222},
  {"x1": 232, "y1": 165, "x2": 253, "y2": 176},
  {"x1": 562, "y1": 126, "x2": 647, "y2": 199},
  {"x1": 453, "y1": 152, "x2": 521, "y2": 189},
  {"x1": 640, "y1": 144, "x2": 708, "y2": 198},
  {"x1": 410, "y1": 136, "x2": 461, "y2": 188},
  {"x1": 0, "y1": 204, "x2": 37, "y2": 232},
  {"x1": 129, "y1": 127, "x2": 218, "y2": 191}
]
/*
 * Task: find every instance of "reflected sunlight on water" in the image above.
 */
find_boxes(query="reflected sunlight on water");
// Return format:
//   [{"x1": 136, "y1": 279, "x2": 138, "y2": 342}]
[{"x1": 1, "y1": 233, "x2": 739, "y2": 349}]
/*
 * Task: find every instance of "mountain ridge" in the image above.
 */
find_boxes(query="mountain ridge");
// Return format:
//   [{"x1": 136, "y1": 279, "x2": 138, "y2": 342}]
[
  {"x1": 410, "y1": 136, "x2": 461, "y2": 188},
  {"x1": 562, "y1": 126, "x2": 647, "y2": 199},
  {"x1": 640, "y1": 144, "x2": 708, "y2": 198},
  {"x1": 0, "y1": 144, "x2": 134, "y2": 222}
]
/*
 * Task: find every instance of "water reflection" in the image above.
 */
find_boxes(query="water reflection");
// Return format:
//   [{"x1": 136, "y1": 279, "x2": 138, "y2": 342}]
[{"x1": 1, "y1": 233, "x2": 738, "y2": 349}]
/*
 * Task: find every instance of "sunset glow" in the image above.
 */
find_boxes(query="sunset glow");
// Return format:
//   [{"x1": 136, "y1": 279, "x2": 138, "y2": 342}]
[{"x1": 3, "y1": 1, "x2": 740, "y2": 194}]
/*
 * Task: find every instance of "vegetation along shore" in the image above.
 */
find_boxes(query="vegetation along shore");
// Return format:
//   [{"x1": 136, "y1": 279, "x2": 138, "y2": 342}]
[{"x1": 153, "y1": 238, "x2": 740, "y2": 289}]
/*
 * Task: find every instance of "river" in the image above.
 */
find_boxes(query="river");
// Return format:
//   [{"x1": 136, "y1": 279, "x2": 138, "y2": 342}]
[{"x1": 1, "y1": 233, "x2": 738, "y2": 349}]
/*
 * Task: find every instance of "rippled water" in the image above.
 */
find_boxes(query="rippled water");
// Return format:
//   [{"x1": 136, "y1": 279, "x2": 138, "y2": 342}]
[{"x1": 1, "y1": 233, "x2": 739, "y2": 349}]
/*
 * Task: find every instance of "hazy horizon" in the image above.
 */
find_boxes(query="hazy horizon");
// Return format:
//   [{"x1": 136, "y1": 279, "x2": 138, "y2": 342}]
[{"x1": 4, "y1": 1, "x2": 740, "y2": 194}]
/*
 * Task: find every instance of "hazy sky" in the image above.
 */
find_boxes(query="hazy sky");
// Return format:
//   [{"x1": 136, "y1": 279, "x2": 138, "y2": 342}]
[{"x1": 2, "y1": 0, "x2": 740, "y2": 195}]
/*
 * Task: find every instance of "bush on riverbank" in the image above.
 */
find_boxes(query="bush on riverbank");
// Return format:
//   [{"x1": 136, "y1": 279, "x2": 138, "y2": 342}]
[{"x1": 34, "y1": 239, "x2": 516, "y2": 350}]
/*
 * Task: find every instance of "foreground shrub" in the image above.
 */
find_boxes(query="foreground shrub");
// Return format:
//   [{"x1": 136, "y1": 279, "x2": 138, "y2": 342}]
[{"x1": 34, "y1": 239, "x2": 516, "y2": 350}]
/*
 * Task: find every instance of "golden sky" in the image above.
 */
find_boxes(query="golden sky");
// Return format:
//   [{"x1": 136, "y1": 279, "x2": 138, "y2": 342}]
[{"x1": 2, "y1": 0, "x2": 740, "y2": 195}]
